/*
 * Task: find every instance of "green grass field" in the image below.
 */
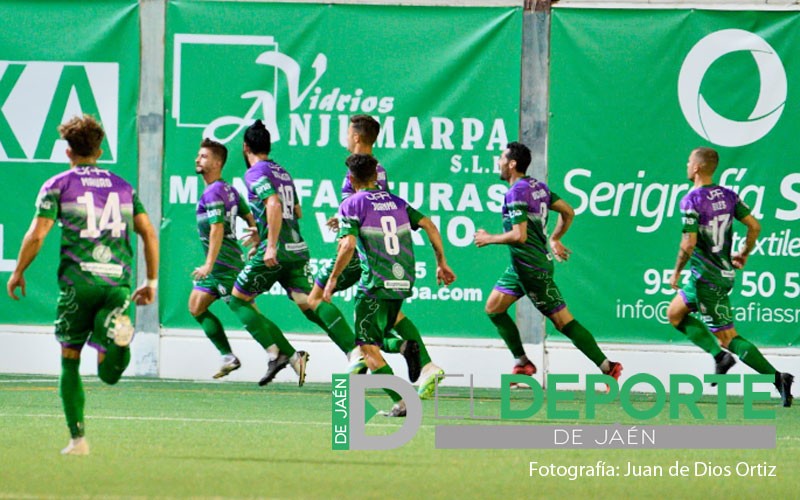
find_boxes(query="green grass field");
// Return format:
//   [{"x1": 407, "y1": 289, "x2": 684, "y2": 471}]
[{"x1": 0, "y1": 374, "x2": 796, "y2": 499}]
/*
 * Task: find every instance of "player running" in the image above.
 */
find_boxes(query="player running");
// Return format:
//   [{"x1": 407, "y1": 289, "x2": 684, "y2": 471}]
[
  {"x1": 475, "y1": 141, "x2": 622, "y2": 387},
  {"x1": 189, "y1": 138, "x2": 260, "y2": 379},
  {"x1": 324, "y1": 153, "x2": 456, "y2": 416},
  {"x1": 6, "y1": 115, "x2": 159, "y2": 455},
  {"x1": 666, "y1": 147, "x2": 793, "y2": 407},
  {"x1": 307, "y1": 114, "x2": 445, "y2": 397}
]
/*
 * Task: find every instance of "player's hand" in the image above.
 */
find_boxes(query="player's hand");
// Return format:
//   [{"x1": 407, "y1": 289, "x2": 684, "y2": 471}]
[
  {"x1": 326, "y1": 215, "x2": 340, "y2": 232},
  {"x1": 732, "y1": 252, "x2": 748, "y2": 270},
  {"x1": 323, "y1": 276, "x2": 337, "y2": 303},
  {"x1": 549, "y1": 239, "x2": 572, "y2": 262},
  {"x1": 240, "y1": 226, "x2": 260, "y2": 248},
  {"x1": 264, "y1": 245, "x2": 279, "y2": 267},
  {"x1": 6, "y1": 273, "x2": 26, "y2": 300},
  {"x1": 247, "y1": 245, "x2": 258, "y2": 260},
  {"x1": 436, "y1": 264, "x2": 456, "y2": 286},
  {"x1": 191, "y1": 263, "x2": 213, "y2": 280},
  {"x1": 474, "y1": 229, "x2": 492, "y2": 248},
  {"x1": 669, "y1": 272, "x2": 682, "y2": 290},
  {"x1": 132, "y1": 284, "x2": 156, "y2": 305}
]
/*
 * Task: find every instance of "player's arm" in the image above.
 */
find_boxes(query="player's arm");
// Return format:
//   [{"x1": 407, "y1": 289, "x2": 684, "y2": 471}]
[
  {"x1": 670, "y1": 205, "x2": 699, "y2": 290},
  {"x1": 132, "y1": 213, "x2": 159, "y2": 305},
  {"x1": 236, "y1": 196, "x2": 259, "y2": 248},
  {"x1": 6, "y1": 216, "x2": 55, "y2": 300},
  {"x1": 264, "y1": 194, "x2": 282, "y2": 267},
  {"x1": 323, "y1": 234, "x2": 356, "y2": 302},
  {"x1": 549, "y1": 198, "x2": 574, "y2": 262},
  {"x1": 474, "y1": 221, "x2": 527, "y2": 247},
  {"x1": 417, "y1": 216, "x2": 456, "y2": 286},
  {"x1": 294, "y1": 203, "x2": 302, "y2": 220},
  {"x1": 193, "y1": 222, "x2": 223, "y2": 280},
  {"x1": 732, "y1": 215, "x2": 761, "y2": 269}
]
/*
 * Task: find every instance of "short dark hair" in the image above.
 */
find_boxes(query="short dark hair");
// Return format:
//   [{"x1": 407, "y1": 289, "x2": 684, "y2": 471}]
[
  {"x1": 345, "y1": 153, "x2": 378, "y2": 185},
  {"x1": 692, "y1": 147, "x2": 719, "y2": 172},
  {"x1": 350, "y1": 114, "x2": 380, "y2": 146},
  {"x1": 244, "y1": 120, "x2": 271, "y2": 155},
  {"x1": 506, "y1": 142, "x2": 532, "y2": 173},
  {"x1": 200, "y1": 138, "x2": 228, "y2": 167},
  {"x1": 58, "y1": 114, "x2": 104, "y2": 157}
]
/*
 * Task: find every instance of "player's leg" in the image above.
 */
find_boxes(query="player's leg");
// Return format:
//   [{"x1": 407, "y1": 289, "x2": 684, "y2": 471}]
[
  {"x1": 59, "y1": 345, "x2": 88, "y2": 456},
  {"x1": 303, "y1": 259, "x2": 359, "y2": 354},
  {"x1": 486, "y1": 267, "x2": 532, "y2": 376},
  {"x1": 385, "y1": 311, "x2": 423, "y2": 384},
  {"x1": 721, "y1": 327, "x2": 794, "y2": 407},
  {"x1": 54, "y1": 286, "x2": 95, "y2": 456},
  {"x1": 189, "y1": 283, "x2": 240, "y2": 379},
  {"x1": 355, "y1": 296, "x2": 407, "y2": 417},
  {"x1": 699, "y1": 284, "x2": 793, "y2": 406},
  {"x1": 527, "y1": 270, "x2": 622, "y2": 380},
  {"x1": 94, "y1": 287, "x2": 133, "y2": 385},
  {"x1": 230, "y1": 261, "x2": 306, "y2": 386},
  {"x1": 667, "y1": 279, "x2": 730, "y2": 376}
]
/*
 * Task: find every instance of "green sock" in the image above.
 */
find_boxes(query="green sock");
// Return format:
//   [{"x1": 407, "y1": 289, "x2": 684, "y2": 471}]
[
  {"x1": 194, "y1": 310, "x2": 232, "y2": 355},
  {"x1": 229, "y1": 297, "x2": 295, "y2": 356},
  {"x1": 676, "y1": 316, "x2": 722, "y2": 357},
  {"x1": 309, "y1": 303, "x2": 355, "y2": 354},
  {"x1": 383, "y1": 336, "x2": 403, "y2": 353},
  {"x1": 393, "y1": 317, "x2": 431, "y2": 366},
  {"x1": 561, "y1": 319, "x2": 607, "y2": 367},
  {"x1": 373, "y1": 364, "x2": 402, "y2": 402},
  {"x1": 488, "y1": 312, "x2": 525, "y2": 358},
  {"x1": 59, "y1": 357, "x2": 85, "y2": 438},
  {"x1": 97, "y1": 344, "x2": 131, "y2": 385},
  {"x1": 728, "y1": 336, "x2": 777, "y2": 375}
]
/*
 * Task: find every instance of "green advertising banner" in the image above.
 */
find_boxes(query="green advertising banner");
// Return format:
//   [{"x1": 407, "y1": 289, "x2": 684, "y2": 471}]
[
  {"x1": 550, "y1": 8, "x2": 800, "y2": 347},
  {"x1": 0, "y1": 0, "x2": 140, "y2": 325},
  {"x1": 163, "y1": 2, "x2": 522, "y2": 337}
]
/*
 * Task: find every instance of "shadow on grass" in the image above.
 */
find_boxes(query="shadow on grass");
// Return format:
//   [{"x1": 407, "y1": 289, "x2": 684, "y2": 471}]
[{"x1": 165, "y1": 456, "x2": 420, "y2": 467}]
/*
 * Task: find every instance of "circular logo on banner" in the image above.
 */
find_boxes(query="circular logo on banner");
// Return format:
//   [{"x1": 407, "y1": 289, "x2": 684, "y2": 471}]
[{"x1": 678, "y1": 29, "x2": 786, "y2": 147}]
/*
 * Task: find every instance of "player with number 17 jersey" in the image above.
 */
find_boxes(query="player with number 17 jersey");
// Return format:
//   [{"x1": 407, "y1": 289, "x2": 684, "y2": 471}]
[
  {"x1": 679, "y1": 185, "x2": 750, "y2": 290},
  {"x1": 36, "y1": 166, "x2": 145, "y2": 287}
]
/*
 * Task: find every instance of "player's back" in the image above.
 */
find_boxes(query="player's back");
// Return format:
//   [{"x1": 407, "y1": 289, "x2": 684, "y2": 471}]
[
  {"x1": 244, "y1": 160, "x2": 308, "y2": 263},
  {"x1": 502, "y1": 176, "x2": 554, "y2": 272},
  {"x1": 340, "y1": 189, "x2": 417, "y2": 299},
  {"x1": 680, "y1": 184, "x2": 743, "y2": 285},
  {"x1": 37, "y1": 166, "x2": 138, "y2": 287}
]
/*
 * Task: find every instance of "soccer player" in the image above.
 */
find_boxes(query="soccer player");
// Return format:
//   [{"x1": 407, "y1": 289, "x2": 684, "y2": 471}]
[
  {"x1": 323, "y1": 153, "x2": 456, "y2": 417},
  {"x1": 666, "y1": 147, "x2": 793, "y2": 407},
  {"x1": 307, "y1": 114, "x2": 444, "y2": 397},
  {"x1": 474, "y1": 142, "x2": 622, "y2": 385},
  {"x1": 230, "y1": 120, "x2": 353, "y2": 386},
  {"x1": 190, "y1": 138, "x2": 261, "y2": 379},
  {"x1": 6, "y1": 114, "x2": 159, "y2": 456}
]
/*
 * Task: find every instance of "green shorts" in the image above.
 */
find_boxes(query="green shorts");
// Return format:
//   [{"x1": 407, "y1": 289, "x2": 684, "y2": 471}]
[
  {"x1": 679, "y1": 275, "x2": 734, "y2": 332},
  {"x1": 234, "y1": 256, "x2": 313, "y2": 298},
  {"x1": 354, "y1": 295, "x2": 403, "y2": 346},
  {"x1": 193, "y1": 268, "x2": 239, "y2": 299},
  {"x1": 493, "y1": 265, "x2": 566, "y2": 316},
  {"x1": 314, "y1": 254, "x2": 362, "y2": 292},
  {"x1": 55, "y1": 285, "x2": 132, "y2": 351}
]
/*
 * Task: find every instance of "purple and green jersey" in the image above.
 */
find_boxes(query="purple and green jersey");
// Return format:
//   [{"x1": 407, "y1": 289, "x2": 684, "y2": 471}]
[
  {"x1": 34, "y1": 166, "x2": 145, "y2": 287},
  {"x1": 502, "y1": 176, "x2": 561, "y2": 274},
  {"x1": 680, "y1": 184, "x2": 751, "y2": 288},
  {"x1": 341, "y1": 163, "x2": 388, "y2": 200},
  {"x1": 196, "y1": 180, "x2": 250, "y2": 273},
  {"x1": 244, "y1": 160, "x2": 309, "y2": 263},
  {"x1": 337, "y1": 189, "x2": 423, "y2": 300}
]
